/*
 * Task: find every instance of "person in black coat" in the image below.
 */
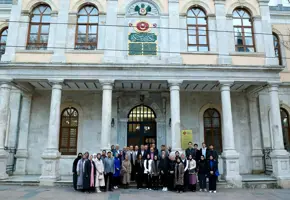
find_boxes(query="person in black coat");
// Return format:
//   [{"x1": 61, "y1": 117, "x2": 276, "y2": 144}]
[
  {"x1": 193, "y1": 144, "x2": 201, "y2": 161},
  {"x1": 72, "y1": 152, "x2": 82, "y2": 190},
  {"x1": 185, "y1": 142, "x2": 195, "y2": 159},
  {"x1": 135, "y1": 154, "x2": 144, "y2": 189},
  {"x1": 206, "y1": 144, "x2": 219, "y2": 163},
  {"x1": 208, "y1": 155, "x2": 218, "y2": 193},
  {"x1": 83, "y1": 154, "x2": 97, "y2": 193},
  {"x1": 167, "y1": 153, "x2": 175, "y2": 191},
  {"x1": 158, "y1": 153, "x2": 169, "y2": 191},
  {"x1": 197, "y1": 155, "x2": 207, "y2": 191}
]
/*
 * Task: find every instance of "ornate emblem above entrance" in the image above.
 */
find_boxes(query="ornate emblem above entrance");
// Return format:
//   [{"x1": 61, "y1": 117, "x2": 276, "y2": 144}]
[{"x1": 127, "y1": 1, "x2": 159, "y2": 16}]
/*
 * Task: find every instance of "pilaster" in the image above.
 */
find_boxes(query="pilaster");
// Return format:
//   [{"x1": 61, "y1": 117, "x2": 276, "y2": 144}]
[
  {"x1": 15, "y1": 93, "x2": 32, "y2": 175},
  {"x1": 1, "y1": 0, "x2": 23, "y2": 61},
  {"x1": 168, "y1": 0, "x2": 182, "y2": 64},
  {"x1": 219, "y1": 81, "x2": 242, "y2": 188},
  {"x1": 51, "y1": 0, "x2": 70, "y2": 62},
  {"x1": 103, "y1": 0, "x2": 118, "y2": 63},
  {"x1": 0, "y1": 81, "x2": 12, "y2": 179},
  {"x1": 214, "y1": 0, "x2": 232, "y2": 64},
  {"x1": 40, "y1": 80, "x2": 63, "y2": 185}
]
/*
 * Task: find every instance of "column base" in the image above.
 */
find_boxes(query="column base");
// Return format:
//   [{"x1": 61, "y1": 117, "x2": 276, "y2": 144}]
[
  {"x1": 14, "y1": 150, "x2": 28, "y2": 175},
  {"x1": 103, "y1": 56, "x2": 116, "y2": 63},
  {"x1": 221, "y1": 150, "x2": 242, "y2": 188},
  {"x1": 51, "y1": 53, "x2": 66, "y2": 63},
  {"x1": 270, "y1": 149, "x2": 290, "y2": 188},
  {"x1": 265, "y1": 57, "x2": 278, "y2": 66},
  {"x1": 0, "y1": 150, "x2": 9, "y2": 179},
  {"x1": 218, "y1": 55, "x2": 232, "y2": 65},
  {"x1": 39, "y1": 149, "x2": 61, "y2": 186},
  {"x1": 251, "y1": 149, "x2": 264, "y2": 174}
]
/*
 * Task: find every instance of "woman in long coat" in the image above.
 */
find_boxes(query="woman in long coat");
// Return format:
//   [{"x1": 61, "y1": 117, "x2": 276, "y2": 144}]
[
  {"x1": 95, "y1": 153, "x2": 105, "y2": 193},
  {"x1": 113, "y1": 153, "x2": 121, "y2": 189},
  {"x1": 158, "y1": 152, "x2": 168, "y2": 191},
  {"x1": 76, "y1": 154, "x2": 86, "y2": 190},
  {"x1": 83, "y1": 154, "x2": 96, "y2": 192},
  {"x1": 122, "y1": 154, "x2": 132, "y2": 188},
  {"x1": 175, "y1": 157, "x2": 185, "y2": 193},
  {"x1": 151, "y1": 155, "x2": 159, "y2": 190},
  {"x1": 187, "y1": 154, "x2": 197, "y2": 192},
  {"x1": 135, "y1": 154, "x2": 144, "y2": 189}
]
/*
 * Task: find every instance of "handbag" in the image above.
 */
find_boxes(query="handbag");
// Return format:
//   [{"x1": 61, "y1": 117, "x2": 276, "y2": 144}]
[
  {"x1": 215, "y1": 169, "x2": 220, "y2": 177},
  {"x1": 98, "y1": 174, "x2": 104, "y2": 180},
  {"x1": 189, "y1": 169, "x2": 196, "y2": 175}
]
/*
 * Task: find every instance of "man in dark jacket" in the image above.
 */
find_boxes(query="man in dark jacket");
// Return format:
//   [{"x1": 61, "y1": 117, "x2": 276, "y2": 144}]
[
  {"x1": 206, "y1": 144, "x2": 219, "y2": 163},
  {"x1": 185, "y1": 142, "x2": 196, "y2": 159},
  {"x1": 72, "y1": 152, "x2": 82, "y2": 190},
  {"x1": 194, "y1": 143, "x2": 201, "y2": 161}
]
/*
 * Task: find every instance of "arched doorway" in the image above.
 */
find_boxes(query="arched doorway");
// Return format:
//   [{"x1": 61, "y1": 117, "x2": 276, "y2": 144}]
[{"x1": 127, "y1": 105, "x2": 157, "y2": 146}]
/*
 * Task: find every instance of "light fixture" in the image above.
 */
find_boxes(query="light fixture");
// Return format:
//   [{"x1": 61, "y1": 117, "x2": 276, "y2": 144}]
[
  {"x1": 169, "y1": 118, "x2": 171, "y2": 127},
  {"x1": 111, "y1": 118, "x2": 115, "y2": 127}
]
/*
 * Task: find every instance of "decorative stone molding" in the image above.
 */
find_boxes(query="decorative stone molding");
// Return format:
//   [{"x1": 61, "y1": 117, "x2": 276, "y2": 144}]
[
  {"x1": 23, "y1": 0, "x2": 58, "y2": 13},
  {"x1": 119, "y1": 0, "x2": 164, "y2": 15},
  {"x1": 70, "y1": 0, "x2": 105, "y2": 14},
  {"x1": 226, "y1": 1, "x2": 260, "y2": 16},
  {"x1": 180, "y1": 0, "x2": 214, "y2": 16}
]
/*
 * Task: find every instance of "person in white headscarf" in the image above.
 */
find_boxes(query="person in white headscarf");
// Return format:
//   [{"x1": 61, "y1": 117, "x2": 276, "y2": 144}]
[
  {"x1": 95, "y1": 153, "x2": 105, "y2": 193},
  {"x1": 93, "y1": 153, "x2": 97, "y2": 163}
]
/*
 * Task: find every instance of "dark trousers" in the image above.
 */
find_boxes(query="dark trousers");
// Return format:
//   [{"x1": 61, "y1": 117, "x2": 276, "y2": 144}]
[
  {"x1": 152, "y1": 175, "x2": 159, "y2": 190},
  {"x1": 160, "y1": 174, "x2": 167, "y2": 187},
  {"x1": 73, "y1": 173, "x2": 78, "y2": 190},
  {"x1": 176, "y1": 185, "x2": 183, "y2": 192},
  {"x1": 105, "y1": 172, "x2": 113, "y2": 190},
  {"x1": 112, "y1": 176, "x2": 120, "y2": 187},
  {"x1": 136, "y1": 173, "x2": 143, "y2": 189},
  {"x1": 167, "y1": 173, "x2": 175, "y2": 191},
  {"x1": 145, "y1": 174, "x2": 152, "y2": 189},
  {"x1": 208, "y1": 175, "x2": 217, "y2": 191},
  {"x1": 198, "y1": 173, "x2": 207, "y2": 189},
  {"x1": 183, "y1": 171, "x2": 189, "y2": 191},
  {"x1": 130, "y1": 162, "x2": 135, "y2": 181}
]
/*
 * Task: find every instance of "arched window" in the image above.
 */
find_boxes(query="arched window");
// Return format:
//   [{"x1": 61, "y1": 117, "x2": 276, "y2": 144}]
[
  {"x1": 280, "y1": 108, "x2": 290, "y2": 151},
  {"x1": 75, "y1": 5, "x2": 99, "y2": 50},
  {"x1": 204, "y1": 108, "x2": 222, "y2": 154},
  {"x1": 273, "y1": 33, "x2": 282, "y2": 65},
  {"x1": 59, "y1": 107, "x2": 79, "y2": 155},
  {"x1": 0, "y1": 27, "x2": 8, "y2": 58},
  {"x1": 187, "y1": 7, "x2": 209, "y2": 51},
  {"x1": 27, "y1": 4, "x2": 51, "y2": 50},
  {"x1": 233, "y1": 8, "x2": 255, "y2": 52}
]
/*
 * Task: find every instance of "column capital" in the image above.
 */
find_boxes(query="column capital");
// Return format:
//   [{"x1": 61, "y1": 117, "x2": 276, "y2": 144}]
[
  {"x1": 214, "y1": 0, "x2": 226, "y2": 5},
  {"x1": 268, "y1": 81, "x2": 281, "y2": 87},
  {"x1": 219, "y1": 81, "x2": 233, "y2": 91},
  {"x1": 48, "y1": 79, "x2": 63, "y2": 85},
  {"x1": 257, "y1": 0, "x2": 270, "y2": 6},
  {"x1": 99, "y1": 79, "x2": 115, "y2": 85},
  {"x1": 168, "y1": 80, "x2": 183, "y2": 87},
  {"x1": 219, "y1": 81, "x2": 234, "y2": 86},
  {"x1": 0, "y1": 79, "x2": 13, "y2": 85}
]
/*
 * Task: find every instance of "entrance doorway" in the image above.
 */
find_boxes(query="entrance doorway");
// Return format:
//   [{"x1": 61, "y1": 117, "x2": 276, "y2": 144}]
[{"x1": 127, "y1": 105, "x2": 157, "y2": 147}]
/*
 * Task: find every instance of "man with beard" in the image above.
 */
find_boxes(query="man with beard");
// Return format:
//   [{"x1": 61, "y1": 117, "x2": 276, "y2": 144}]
[{"x1": 72, "y1": 153, "x2": 82, "y2": 190}]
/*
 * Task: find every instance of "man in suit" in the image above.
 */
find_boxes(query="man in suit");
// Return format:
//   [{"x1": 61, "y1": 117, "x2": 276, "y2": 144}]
[
  {"x1": 144, "y1": 144, "x2": 149, "y2": 156},
  {"x1": 206, "y1": 144, "x2": 218, "y2": 163},
  {"x1": 152, "y1": 143, "x2": 159, "y2": 156},
  {"x1": 159, "y1": 145, "x2": 169, "y2": 158},
  {"x1": 200, "y1": 142, "x2": 208, "y2": 159},
  {"x1": 194, "y1": 143, "x2": 201, "y2": 161},
  {"x1": 127, "y1": 145, "x2": 136, "y2": 181},
  {"x1": 139, "y1": 145, "x2": 146, "y2": 159}
]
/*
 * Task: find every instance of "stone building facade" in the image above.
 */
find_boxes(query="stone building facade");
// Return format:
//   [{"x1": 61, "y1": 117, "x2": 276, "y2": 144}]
[{"x1": 0, "y1": 0, "x2": 289, "y2": 188}]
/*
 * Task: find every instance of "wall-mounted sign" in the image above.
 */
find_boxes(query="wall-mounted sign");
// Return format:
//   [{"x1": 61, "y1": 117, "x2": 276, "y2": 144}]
[{"x1": 181, "y1": 130, "x2": 193, "y2": 150}]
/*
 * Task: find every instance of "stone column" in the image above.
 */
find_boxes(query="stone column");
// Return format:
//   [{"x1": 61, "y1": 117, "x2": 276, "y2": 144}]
[
  {"x1": 168, "y1": 80, "x2": 182, "y2": 151},
  {"x1": 220, "y1": 81, "x2": 242, "y2": 188},
  {"x1": 268, "y1": 83, "x2": 290, "y2": 187},
  {"x1": 40, "y1": 81, "x2": 63, "y2": 185},
  {"x1": 117, "y1": 118, "x2": 128, "y2": 148},
  {"x1": 207, "y1": 14, "x2": 218, "y2": 52},
  {"x1": 51, "y1": 0, "x2": 70, "y2": 62},
  {"x1": 168, "y1": 0, "x2": 182, "y2": 63},
  {"x1": 214, "y1": 0, "x2": 232, "y2": 64},
  {"x1": 247, "y1": 94, "x2": 264, "y2": 174},
  {"x1": 258, "y1": 0, "x2": 278, "y2": 65},
  {"x1": 100, "y1": 80, "x2": 114, "y2": 151},
  {"x1": 14, "y1": 93, "x2": 32, "y2": 175},
  {"x1": 0, "y1": 82, "x2": 12, "y2": 179},
  {"x1": 2, "y1": 0, "x2": 23, "y2": 61},
  {"x1": 103, "y1": 0, "x2": 118, "y2": 62}
]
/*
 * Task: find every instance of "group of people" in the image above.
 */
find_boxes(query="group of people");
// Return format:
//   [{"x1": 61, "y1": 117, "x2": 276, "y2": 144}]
[{"x1": 72, "y1": 142, "x2": 220, "y2": 194}]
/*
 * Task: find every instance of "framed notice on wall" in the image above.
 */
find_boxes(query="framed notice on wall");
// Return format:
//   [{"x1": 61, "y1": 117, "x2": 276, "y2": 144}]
[{"x1": 181, "y1": 130, "x2": 193, "y2": 150}]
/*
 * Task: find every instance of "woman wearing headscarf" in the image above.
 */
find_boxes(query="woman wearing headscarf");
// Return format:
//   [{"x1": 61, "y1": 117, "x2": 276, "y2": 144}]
[
  {"x1": 76, "y1": 154, "x2": 86, "y2": 190},
  {"x1": 135, "y1": 153, "x2": 144, "y2": 189},
  {"x1": 188, "y1": 154, "x2": 197, "y2": 192},
  {"x1": 72, "y1": 153, "x2": 82, "y2": 190},
  {"x1": 208, "y1": 155, "x2": 218, "y2": 193},
  {"x1": 144, "y1": 153, "x2": 152, "y2": 190},
  {"x1": 175, "y1": 157, "x2": 185, "y2": 193},
  {"x1": 121, "y1": 154, "x2": 132, "y2": 189},
  {"x1": 158, "y1": 152, "x2": 168, "y2": 191},
  {"x1": 197, "y1": 155, "x2": 207, "y2": 192},
  {"x1": 95, "y1": 153, "x2": 105, "y2": 193},
  {"x1": 151, "y1": 155, "x2": 160, "y2": 190},
  {"x1": 113, "y1": 153, "x2": 121, "y2": 189}
]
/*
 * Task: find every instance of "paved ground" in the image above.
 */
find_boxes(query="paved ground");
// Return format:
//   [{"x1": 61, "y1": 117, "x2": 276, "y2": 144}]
[{"x1": 1, "y1": 185, "x2": 290, "y2": 200}]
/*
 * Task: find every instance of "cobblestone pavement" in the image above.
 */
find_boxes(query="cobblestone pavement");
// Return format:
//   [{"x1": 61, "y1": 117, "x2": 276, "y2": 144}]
[{"x1": 1, "y1": 185, "x2": 290, "y2": 200}]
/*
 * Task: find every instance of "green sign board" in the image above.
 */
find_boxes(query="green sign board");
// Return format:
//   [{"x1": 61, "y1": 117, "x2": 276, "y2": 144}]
[{"x1": 128, "y1": 33, "x2": 157, "y2": 56}]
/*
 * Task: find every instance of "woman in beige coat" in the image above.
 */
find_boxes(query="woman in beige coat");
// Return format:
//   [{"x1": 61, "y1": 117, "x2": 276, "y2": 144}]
[
  {"x1": 94, "y1": 153, "x2": 105, "y2": 193},
  {"x1": 122, "y1": 154, "x2": 132, "y2": 189},
  {"x1": 175, "y1": 157, "x2": 185, "y2": 193}
]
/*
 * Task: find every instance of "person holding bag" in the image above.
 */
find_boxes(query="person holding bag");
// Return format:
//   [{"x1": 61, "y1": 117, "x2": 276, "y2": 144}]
[
  {"x1": 121, "y1": 154, "x2": 132, "y2": 189},
  {"x1": 144, "y1": 154, "x2": 152, "y2": 190},
  {"x1": 208, "y1": 155, "x2": 218, "y2": 193},
  {"x1": 95, "y1": 153, "x2": 105, "y2": 193},
  {"x1": 188, "y1": 154, "x2": 197, "y2": 192}
]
